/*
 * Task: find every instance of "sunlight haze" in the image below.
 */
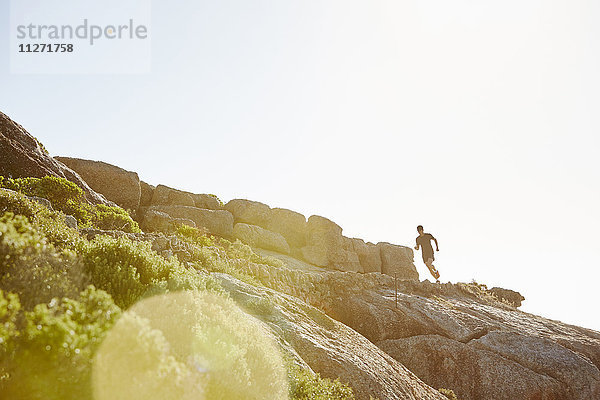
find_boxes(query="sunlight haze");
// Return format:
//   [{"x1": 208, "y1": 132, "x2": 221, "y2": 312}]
[{"x1": 1, "y1": 0, "x2": 599, "y2": 331}]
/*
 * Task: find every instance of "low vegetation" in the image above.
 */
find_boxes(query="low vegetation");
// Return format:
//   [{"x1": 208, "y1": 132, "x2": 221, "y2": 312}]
[{"x1": 0, "y1": 183, "x2": 356, "y2": 399}]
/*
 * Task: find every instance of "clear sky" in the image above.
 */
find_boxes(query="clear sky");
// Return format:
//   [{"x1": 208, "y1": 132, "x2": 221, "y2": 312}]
[{"x1": 1, "y1": 0, "x2": 599, "y2": 331}]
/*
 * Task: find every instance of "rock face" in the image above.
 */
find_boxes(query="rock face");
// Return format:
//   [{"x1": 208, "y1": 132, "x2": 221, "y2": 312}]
[
  {"x1": 233, "y1": 223, "x2": 291, "y2": 254},
  {"x1": 489, "y1": 287, "x2": 525, "y2": 307},
  {"x1": 0, "y1": 112, "x2": 110, "y2": 205},
  {"x1": 379, "y1": 335, "x2": 564, "y2": 400},
  {"x1": 55, "y1": 157, "x2": 141, "y2": 211},
  {"x1": 139, "y1": 181, "x2": 155, "y2": 207},
  {"x1": 267, "y1": 208, "x2": 307, "y2": 248},
  {"x1": 149, "y1": 205, "x2": 234, "y2": 237},
  {"x1": 141, "y1": 209, "x2": 196, "y2": 233},
  {"x1": 150, "y1": 184, "x2": 195, "y2": 207},
  {"x1": 300, "y1": 275, "x2": 600, "y2": 400},
  {"x1": 377, "y1": 242, "x2": 418, "y2": 279},
  {"x1": 351, "y1": 238, "x2": 382, "y2": 273},
  {"x1": 225, "y1": 199, "x2": 272, "y2": 227},
  {"x1": 301, "y1": 216, "x2": 362, "y2": 272},
  {"x1": 216, "y1": 274, "x2": 446, "y2": 400},
  {"x1": 192, "y1": 193, "x2": 221, "y2": 210}
]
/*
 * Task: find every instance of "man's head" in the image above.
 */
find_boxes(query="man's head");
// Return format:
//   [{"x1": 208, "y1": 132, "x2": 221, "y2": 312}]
[{"x1": 417, "y1": 225, "x2": 424, "y2": 234}]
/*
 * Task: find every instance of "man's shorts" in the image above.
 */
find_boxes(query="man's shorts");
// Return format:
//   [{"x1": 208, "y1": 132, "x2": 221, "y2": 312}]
[{"x1": 422, "y1": 252, "x2": 435, "y2": 263}]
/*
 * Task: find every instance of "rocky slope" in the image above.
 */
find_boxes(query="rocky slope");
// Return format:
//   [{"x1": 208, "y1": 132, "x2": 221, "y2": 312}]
[{"x1": 2, "y1": 111, "x2": 599, "y2": 399}]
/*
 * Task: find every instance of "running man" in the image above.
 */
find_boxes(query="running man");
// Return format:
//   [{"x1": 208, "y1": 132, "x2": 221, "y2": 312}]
[{"x1": 414, "y1": 225, "x2": 440, "y2": 283}]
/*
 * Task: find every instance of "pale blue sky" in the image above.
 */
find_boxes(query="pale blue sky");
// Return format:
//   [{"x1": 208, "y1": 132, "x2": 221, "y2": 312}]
[{"x1": 1, "y1": 0, "x2": 599, "y2": 331}]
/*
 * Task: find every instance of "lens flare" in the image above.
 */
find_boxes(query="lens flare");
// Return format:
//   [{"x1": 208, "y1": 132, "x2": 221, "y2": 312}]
[{"x1": 92, "y1": 291, "x2": 288, "y2": 400}]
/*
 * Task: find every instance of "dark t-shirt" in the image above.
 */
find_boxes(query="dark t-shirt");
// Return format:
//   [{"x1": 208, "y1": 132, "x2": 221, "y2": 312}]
[{"x1": 416, "y1": 233, "x2": 435, "y2": 259}]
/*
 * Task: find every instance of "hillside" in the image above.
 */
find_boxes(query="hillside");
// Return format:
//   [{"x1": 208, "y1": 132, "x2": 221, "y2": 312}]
[{"x1": 1, "y1": 110, "x2": 599, "y2": 400}]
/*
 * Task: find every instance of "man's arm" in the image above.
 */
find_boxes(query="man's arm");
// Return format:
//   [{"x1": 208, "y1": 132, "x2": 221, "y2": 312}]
[
  {"x1": 432, "y1": 236, "x2": 439, "y2": 251},
  {"x1": 414, "y1": 238, "x2": 420, "y2": 251}
]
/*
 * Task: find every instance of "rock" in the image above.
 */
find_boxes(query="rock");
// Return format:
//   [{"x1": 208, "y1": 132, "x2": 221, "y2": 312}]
[
  {"x1": 216, "y1": 273, "x2": 446, "y2": 400},
  {"x1": 472, "y1": 331, "x2": 600, "y2": 400},
  {"x1": 55, "y1": 156, "x2": 141, "y2": 211},
  {"x1": 224, "y1": 199, "x2": 272, "y2": 227},
  {"x1": 489, "y1": 287, "x2": 525, "y2": 307},
  {"x1": 139, "y1": 181, "x2": 155, "y2": 207},
  {"x1": 233, "y1": 223, "x2": 291, "y2": 254},
  {"x1": 28, "y1": 196, "x2": 53, "y2": 211},
  {"x1": 351, "y1": 238, "x2": 382, "y2": 273},
  {"x1": 378, "y1": 335, "x2": 565, "y2": 400},
  {"x1": 299, "y1": 216, "x2": 363, "y2": 272},
  {"x1": 64, "y1": 215, "x2": 77, "y2": 229},
  {"x1": 377, "y1": 242, "x2": 418, "y2": 279},
  {"x1": 300, "y1": 245, "x2": 329, "y2": 267},
  {"x1": 0, "y1": 111, "x2": 111, "y2": 205},
  {"x1": 267, "y1": 208, "x2": 307, "y2": 248},
  {"x1": 149, "y1": 205, "x2": 233, "y2": 237},
  {"x1": 328, "y1": 249, "x2": 362, "y2": 272},
  {"x1": 141, "y1": 209, "x2": 196, "y2": 233},
  {"x1": 150, "y1": 184, "x2": 195, "y2": 207},
  {"x1": 192, "y1": 194, "x2": 222, "y2": 210}
]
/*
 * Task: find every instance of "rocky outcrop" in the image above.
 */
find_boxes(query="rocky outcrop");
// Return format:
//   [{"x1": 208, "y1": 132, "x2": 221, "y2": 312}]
[
  {"x1": 301, "y1": 216, "x2": 362, "y2": 272},
  {"x1": 224, "y1": 199, "x2": 272, "y2": 226},
  {"x1": 139, "y1": 181, "x2": 155, "y2": 207},
  {"x1": 141, "y1": 209, "x2": 197, "y2": 233},
  {"x1": 377, "y1": 242, "x2": 418, "y2": 279},
  {"x1": 55, "y1": 157, "x2": 141, "y2": 211},
  {"x1": 267, "y1": 208, "x2": 307, "y2": 248},
  {"x1": 297, "y1": 275, "x2": 600, "y2": 400},
  {"x1": 192, "y1": 193, "x2": 221, "y2": 210},
  {"x1": 379, "y1": 335, "x2": 565, "y2": 400},
  {"x1": 351, "y1": 238, "x2": 382, "y2": 273},
  {"x1": 0, "y1": 112, "x2": 110, "y2": 205},
  {"x1": 150, "y1": 184, "x2": 195, "y2": 207},
  {"x1": 149, "y1": 205, "x2": 234, "y2": 237},
  {"x1": 489, "y1": 287, "x2": 525, "y2": 307},
  {"x1": 216, "y1": 273, "x2": 446, "y2": 400},
  {"x1": 233, "y1": 223, "x2": 291, "y2": 254}
]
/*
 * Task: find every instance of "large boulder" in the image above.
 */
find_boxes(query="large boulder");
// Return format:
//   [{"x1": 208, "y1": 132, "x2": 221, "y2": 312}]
[
  {"x1": 141, "y1": 209, "x2": 196, "y2": 233},
  {"x1": 489, "y1": 287, "x2": 525, "y2": 307},
  {"x1": 192, "y1": 193, "x2": 221, "y2": 210},
  {"x1": 149, "y1": 205, "x2": 233, "y2": 237},
  {"x1": 472, "y1": 331, "x2": 600, "y2": 400},
  {"x1": 224, "y1": 199, "x2": 272, "y2": 226},
  {"x1": 233, "y1": 223, "x2": 290, "y2": 254},
  {"x1": 377, "y1": 242, "x2": 418, "y2": 279},
  {"x1": 150, "y1": 184, "x2": 195, "y2": 207},
  {"x1": 351, "y1": 238, "x2": 382, "y2": 273},
  {"x1": 267, "y1": 207, "x2": 307, "y2": 248},
  {"x1": 378, "y1": 335, "x2": 565, "y2": 400},
  {"x1": 55, "y1": 156, "x2": 141, "y2": 211},
  {"x1": 139, "y1": 181, "x2": 155, "y2": 207},
  {"x1": 301, "y1": 216, "x2": 362, "y2": 272},
  {"x1": 0, "y1": 111, "x2": 111, "y2": 205},
  {"x1": 217, "y1": 274, "x2": 446, "y2": 400}
]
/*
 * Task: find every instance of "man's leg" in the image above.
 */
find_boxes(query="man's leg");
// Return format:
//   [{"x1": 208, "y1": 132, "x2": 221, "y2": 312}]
[{"x1": 425, "y1": 258, "x2": 440, "y2": 282}]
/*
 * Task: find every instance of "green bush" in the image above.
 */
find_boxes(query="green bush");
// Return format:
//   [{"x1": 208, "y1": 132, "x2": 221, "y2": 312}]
[
  {"x1": 439, "y1": 388, "x2": 459, "y2": 399},
  {"x1": 288, "y1": 366, "x2": 355, "y2": 400},
  {"x1": 0, "y1": 290, "x2": 21, "y2": 354},
  {"x1": 0, "y1": 212, "x2": 89, "y2": 309},
  {"x1": 79, "y1": 235, "x2": 219, "y2": 309},
  {"x1": 0, "y1": 176, "x2": 140, "y2": 233},
  {"x1": 0, "y1": 286, "x2": 121, "y2": 400}
]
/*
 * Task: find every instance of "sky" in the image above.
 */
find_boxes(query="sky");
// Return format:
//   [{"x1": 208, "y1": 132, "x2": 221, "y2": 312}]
[{"x1": 1, "y1": 0, "x2": 599, "y2": 331}]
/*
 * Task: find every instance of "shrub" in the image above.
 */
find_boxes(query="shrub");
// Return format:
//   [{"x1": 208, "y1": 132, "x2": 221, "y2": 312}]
[
  {"x1": 0, "y1": 290, "x2": 21, "y2": 354},
  {"x1": 79, "y1": 235, "x2": 219, "y2": 309},
  {"x1": 288, "y1": 366, "x2": 355, "y2": 400},
  {"x1": 439, "y1": 388, "x2": 459, "y2": 400},
  {"x1": 0, "y1": 286, "x2": 121, "y2": 400},
  {"x1": 0, "y1": 212, "x2": 89, "y2": 309},
  {"x1": 0, "y1": 176, "x2": 140, "y2": 233}
]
